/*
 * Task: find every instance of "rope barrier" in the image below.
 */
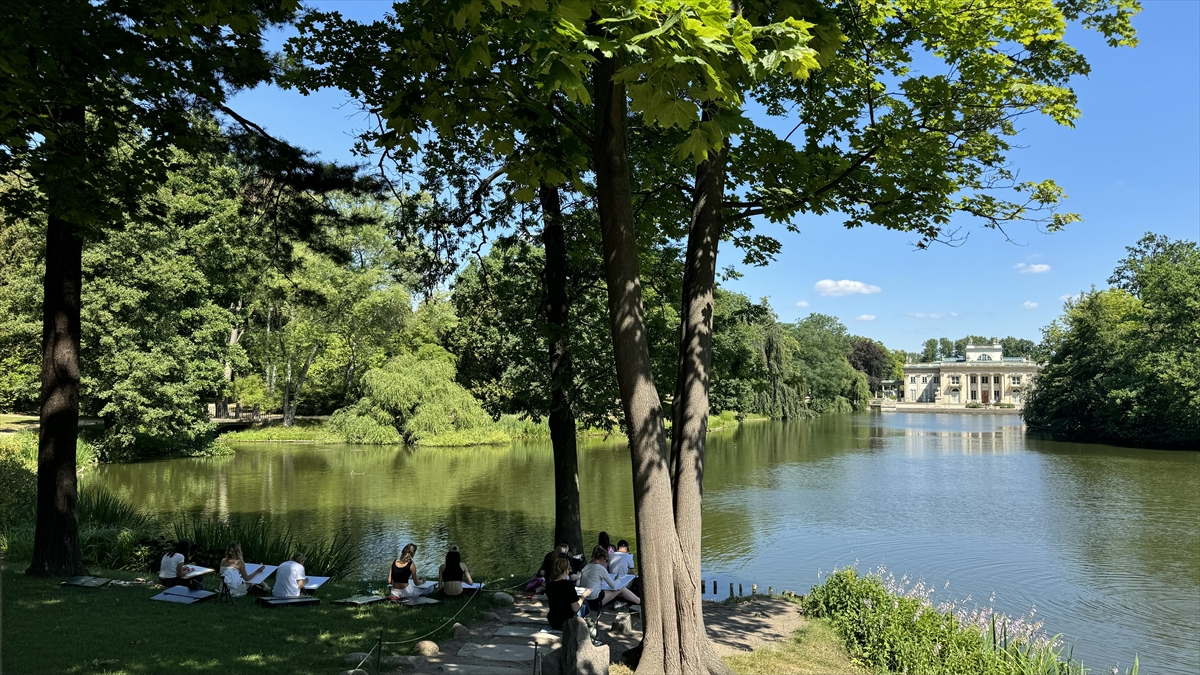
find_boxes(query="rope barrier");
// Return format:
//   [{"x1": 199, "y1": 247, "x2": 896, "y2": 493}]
[
  {"x1": 380, "y1": 582, "x2": 484, "y2": 646},
  {"x1": 353, "y1": 637, "x2": 378, "y2": 671}
]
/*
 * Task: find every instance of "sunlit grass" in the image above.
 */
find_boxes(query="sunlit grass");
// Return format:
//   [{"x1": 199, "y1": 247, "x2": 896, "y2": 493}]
[{"x1": 724, "y1": 618, "x2": 868, "y2": 675}]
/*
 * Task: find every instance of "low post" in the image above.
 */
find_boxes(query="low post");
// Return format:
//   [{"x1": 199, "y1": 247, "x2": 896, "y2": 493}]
[
  {"x1": 768, "y1": 586, "x2": 773, "y2": 596},
  {"x1": 729, "y1": 583, "x2": 734, "y2": 599},
  {"x1": 752, "y1": 584, "x2": 757, "y2": 596},
  {"x1": 738, "y1": 583, "x2": 743, "y2": 597},
  {"x1": 701, "y1": 579, "x2": 705, "y2": 595},
  {"x1": 712, "y1": 579, "x2": 716, "y2": 595}
]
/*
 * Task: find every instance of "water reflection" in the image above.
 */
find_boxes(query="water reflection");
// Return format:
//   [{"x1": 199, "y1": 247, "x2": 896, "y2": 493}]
[{"x1": 94, "y1": 414, "x2": 1199, "y2": 674}]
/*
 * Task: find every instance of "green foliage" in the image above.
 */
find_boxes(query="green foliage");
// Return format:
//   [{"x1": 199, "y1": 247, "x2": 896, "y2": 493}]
[
  {"x1": 171, "y1": 516, "x2": 360, "y2": 580},
  {"x1": 1025, "y1": 234, "x2": 1200, "y2": 448},
  {"x1": 220, "y1": 420, "x2": 341, "y2": 443},
  {"x1": 330, "y1": 346, "x2": 510, "y2": 446},
  {"x1": 966, "y1": 402, "x2": 984, "y2": 409},
  {"x1": 804, "y1": 568, "x2": 1089, "y2": 675}
]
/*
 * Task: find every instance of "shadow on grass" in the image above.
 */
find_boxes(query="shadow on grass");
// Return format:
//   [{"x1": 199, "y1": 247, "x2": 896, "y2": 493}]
[{"x1": 2, "y1": 563, "x2": 496, "y2": 675}]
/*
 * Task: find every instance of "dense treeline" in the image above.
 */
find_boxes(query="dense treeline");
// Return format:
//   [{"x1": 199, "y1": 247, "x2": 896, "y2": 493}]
[
  {"x1": 1024, "y1": 234, "x2": 1200, "y2": 448},
  {"x1": 910, "y1": 335, "x2": 1038, "y2": 363}
]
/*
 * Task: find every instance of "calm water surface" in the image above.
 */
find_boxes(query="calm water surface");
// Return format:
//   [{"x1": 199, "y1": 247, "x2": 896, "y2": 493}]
[{"x1": 94, "y1": 413, "x2": 1200, "y2": 674}]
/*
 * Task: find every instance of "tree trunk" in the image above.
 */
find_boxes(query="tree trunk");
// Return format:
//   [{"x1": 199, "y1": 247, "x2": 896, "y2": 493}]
[
  {"x1": 540, "y1": 183, "x2": 584, "y2": 555},
  {"x1": 669, "y1": 140, "x2": 733, "y2": 675},
  {"x1": 27, "y1": 105, "x2": 87, "y2": 577},
  {"x1": 592, "y1": 47, "x2": 710, "y2": 675},
  {"x1": 283, "y1": 344, "x2": 319, "y2": 427}
]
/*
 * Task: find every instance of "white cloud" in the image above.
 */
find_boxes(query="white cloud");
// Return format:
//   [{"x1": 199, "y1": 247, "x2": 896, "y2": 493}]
[
  {"x1": 814, "y1": 279, "x2": 882, "y2": 297},
  {"x1": 1022, "y1": 301, "x2": 1038, "y2": 309},
  {"x1": 855, "y1": 314, "x2": 876, "y2": 321},
  {"x1": 1016, "y1": 263, "x2": 1051, "y2": 274},
  {"x1": 795, "y1": 300, "x2": 809, "y2": 307},
  {"x1": 1059, "y1": 293, "x2": 1083, "y2": 303}
]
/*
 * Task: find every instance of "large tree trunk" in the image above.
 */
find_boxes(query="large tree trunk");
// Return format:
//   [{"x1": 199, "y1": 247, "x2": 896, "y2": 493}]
[
  {"x1": 540, "y1": 184, "x2": 584, "y2": 555},
  {"x1": 593, "y1": 47, "x2": 723, "y2": 675},
  {"x1": 669, "y1": 140, "x2": 733, "y2": 675},
  {"x1": 27, "y1": 105, "x2": 88, "y2": 577}
]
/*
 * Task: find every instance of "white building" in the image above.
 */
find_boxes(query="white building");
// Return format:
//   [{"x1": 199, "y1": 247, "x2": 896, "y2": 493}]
[{"x1": 902, "y1": 339, "x2": 1039, "y2": 407}]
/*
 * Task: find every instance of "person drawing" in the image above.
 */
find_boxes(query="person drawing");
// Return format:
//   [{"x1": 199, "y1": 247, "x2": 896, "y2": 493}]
[
  {"x1": 546, "y1": 556, "x2": 592, "y2": 631},
  {"x1": 438, "y1": 546, "x2": 474, "y2": 598},
  {"x1": 273, "y1": 552, "x2": 308, "y2": 597},
  {"x1": 388, "y1": 543, "x2": 430, "y2": 600},
  {"x1": 219, "y1": 541, "x2": 253, "y2": 597},
  {"x1": 530, "y1": 541, "x2": 579, "y2": 593},
  {"x1": 159, "y1": 540, "x2": 203, "y2": 590},
  {"x1": 580, "y1": 546, "x2": 640, "y2": 610},
  {"x1": 607, "y1": 540, "x2": 634, "y2": 576}
]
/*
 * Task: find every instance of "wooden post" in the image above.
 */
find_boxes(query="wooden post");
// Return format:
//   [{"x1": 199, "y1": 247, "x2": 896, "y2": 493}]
[
  {"x1": 701, "y1": 579, "x2": 704, "y2": 594},
  {"x1": 752, "y1": 584, "x2": 757, "y2": 595},
  {"x1": 712, "y1": 579, "x2": 716, "y2": 595},
  {"x1": 375, "y1": 629, "x2": 382, "y2": 674},
  {"x1": 768, "y1": 586, "x2": 773, "y2": 596},
  {"x1": 738, "y1": 583, "x2": 743, "y2": 596},
  {"x1": 729, "y1": 583, "x2": 734, "y2": 599}
]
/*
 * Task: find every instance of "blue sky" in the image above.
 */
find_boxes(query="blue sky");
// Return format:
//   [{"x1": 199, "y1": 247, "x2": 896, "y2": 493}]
[{"x1": 228, "y1": 1, "x2": 1199, "y2": 351}]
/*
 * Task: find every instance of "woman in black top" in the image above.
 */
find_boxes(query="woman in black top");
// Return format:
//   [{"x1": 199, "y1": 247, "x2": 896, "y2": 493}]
[
  {"x1": 546, "y1": 557, "x2": 592, "y2": 630},
  {"x1": 388, "y1": 543, "x2": 428, "y2": 599}
]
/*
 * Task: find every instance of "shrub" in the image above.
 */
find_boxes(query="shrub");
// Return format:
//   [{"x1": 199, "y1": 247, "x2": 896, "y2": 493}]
[
  {"x1": 803, "y1": 567, "x2": 1091, "y2": 675},
  {"x1": 966, "y1": 402, "x2": 984, "y2": 408},
  {"x1": 998, "y1": 402, "x2": 1016, "y2": 409},
  {"x1": 0, "y1": 432, "x2": 97, "y2": 529}
]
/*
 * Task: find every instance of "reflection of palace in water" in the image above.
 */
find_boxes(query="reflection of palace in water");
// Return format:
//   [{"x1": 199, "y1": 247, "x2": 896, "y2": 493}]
[
  {"x1": 900, "y1": 339, "x2": 1040, "y2": 407},
  {"x1": 899, "y1": 423, "x2": 1026, "y2": 454}
]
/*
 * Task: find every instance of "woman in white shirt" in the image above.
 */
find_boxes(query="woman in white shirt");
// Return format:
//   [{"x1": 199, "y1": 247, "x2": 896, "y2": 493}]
[
  {"x1": 579, "y1": 546, "x2": 640, "y2": 609},
  {"x1": 159, "y1": 540, "x2": 202, "y2": 590},
  {"x1": 219, "y1": 541, "x2": 253, "y2": 597}
]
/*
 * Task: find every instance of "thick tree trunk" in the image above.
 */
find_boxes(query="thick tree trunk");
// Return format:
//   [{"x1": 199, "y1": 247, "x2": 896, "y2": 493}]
[
  {"x1": 670, "y1": 142, "x2": 733, "y2": 675},
  {"x1": 540, "y1": 184, "x2": 584, "y2": 555},
  {"x1": 593, "y1": 48, "x2": 715, "y2": 675},
  {"x1": 27, "y1": 105, "x2": 87, "y2": 577}
]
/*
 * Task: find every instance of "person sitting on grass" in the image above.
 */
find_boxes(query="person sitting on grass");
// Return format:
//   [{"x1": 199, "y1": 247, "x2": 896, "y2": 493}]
[
  {"x1": 597, "y1": 531, "x2": 615, "y2": 554},
  {"x1": 388, "y1": 543, "x2": 431, "y2": 600},
  {"x1": 530, "y1": 541, "x2": 579, "y2": 593},
  {"x1": 438, "y1": 546, "x2": 474, "y2": 598},
  {"x1": 159, "y1": 540, "x2": 203, "y2": 591},
  {"x1": 546, "y1": 556, "x2": 592, "y2": 631},
  {"x1": 219, "y1": 541, "x2": 253, "y2": 597},
  {"x1": 580, "y1": 545, "x2": 640, "y2": 610},
  {"x1": 273, "y1": 552, "x2": 308, "y2": 598}
]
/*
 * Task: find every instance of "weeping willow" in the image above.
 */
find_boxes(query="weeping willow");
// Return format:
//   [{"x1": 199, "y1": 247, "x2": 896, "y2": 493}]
[{"x1": 328, "y1": 345, "x2": 509, "y2": 446}]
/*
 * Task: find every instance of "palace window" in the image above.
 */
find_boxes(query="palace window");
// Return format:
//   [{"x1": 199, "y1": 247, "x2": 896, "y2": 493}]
[
  {"x1": 1011, "y1": 375, "x2": 1022, "y2": 385},
  {"x1": 933, "y1": 376, "x2": 940, "y2": 384},
  {"x1": 909, "y1": 376, "x2": 916, "y2": 384},
  {"x1": 977, "y1": 354, "x2": 992, "y2": 361},
  {"x1": 950, "y1": 375, "x2": 960, "y2": 385},
  {"x1": 921, "y1": 376, "x2": 928, "y2": 384},
  {"x1": 970, "y1": 375, "x2": 977, "y2": 384},
  {"x1": 909, "y1": 389, "x2": 917, "y2": 400},
  {"x1": 981, "y1": 376, "x2": 990, "y2": 384},
  {"x1": 970, "y1": 390, "x2": 977, "y2": 400}
]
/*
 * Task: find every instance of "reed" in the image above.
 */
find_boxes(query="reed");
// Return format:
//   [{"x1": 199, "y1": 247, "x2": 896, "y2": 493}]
[{"x1": 170, "y1": 516, "x2": 360, "y2": 580}]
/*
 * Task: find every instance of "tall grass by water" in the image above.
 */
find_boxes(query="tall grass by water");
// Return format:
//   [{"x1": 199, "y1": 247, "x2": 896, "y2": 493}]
[
  {"x1": 171, "y1": 516, "x2": 360, "y2": 580},
  {"x1": 803, "y1": 566, "x2": 1140, "y2": 675}
]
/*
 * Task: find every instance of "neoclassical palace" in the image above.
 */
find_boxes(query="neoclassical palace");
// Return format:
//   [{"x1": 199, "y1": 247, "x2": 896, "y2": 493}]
[{"x1": 901, "y1": 340, "x2": 1039, "y2": 407}]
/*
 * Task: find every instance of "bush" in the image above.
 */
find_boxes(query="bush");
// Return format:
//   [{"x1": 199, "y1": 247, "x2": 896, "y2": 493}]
[
  {"x1": 966, "y1": 402, "x2": 984, "y2": 408},
  {"x1": 220, "y1": 419, "x2": 341, "y2": 443},
  {"x1": 804, "y1": 567, "x2": 1092, "y2": 675},
  {"x1": 998, "y1": 402, "x2": 1016, "y2": 409},
  {"x1": 0, "y1": 432, "x2": 97, "y2": 528}
]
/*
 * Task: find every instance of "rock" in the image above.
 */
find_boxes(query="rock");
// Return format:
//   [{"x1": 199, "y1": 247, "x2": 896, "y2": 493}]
[
  {"x1": 541, "y1": 617, "x2": 609, "y2": 675},
  {"x1": 481, "y1": 611, "x2": 502, "y2": 622},
  {"x1": 344, "y1": 653, "x2": 371, "y2": 666},
  {"x1": 452, "y1": 622, "x2": 471, "y2": 640},
  {"x1": 610, "y1": 614, "x2": 633, "y2": 635},
  {"x1": 380, "y1": 654, "x2": 427, "y2": 669},
  {"x1": 493, "y1": 591, "x2": 515, "y2": 606},
  {"x1": 339, "y1": 670, "x2": 369, "y2": 675},
  {"x1": 414, "y1": 640, "x2": 440, "y2": 656}
]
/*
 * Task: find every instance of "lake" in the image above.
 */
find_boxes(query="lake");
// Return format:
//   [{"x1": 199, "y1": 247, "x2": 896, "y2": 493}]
[{"x1": 93, "y1": 413, "x2": 1200, "y2": 674}]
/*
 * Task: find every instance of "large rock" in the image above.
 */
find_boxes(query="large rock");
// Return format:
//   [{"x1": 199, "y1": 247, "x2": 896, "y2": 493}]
[
  {"x1": 493, "y1": 591, "x2": 515, "y2": 606},
  {"x1": 414, "y1": 640, "x2": 440, "y2": 656},
  {"x1": 610, "y1": 614, "x2": 633, "y2": 635},
  {"x1": 481, "y1": 611, "x2": 502, "y2": 622},
  {"x1": 540, "y1": 618, "x2": 609, "y2": 675},
  {"x1": 344, "y1": 653, "x2": 371, "y2": 666},
  {"x1": 452, "y1": 622, "x2": 471, "y2": 640}
]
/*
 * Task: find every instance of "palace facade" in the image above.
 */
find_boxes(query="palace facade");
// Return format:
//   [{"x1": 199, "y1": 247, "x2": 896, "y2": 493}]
[{"x1": 902, "y1": 339, "x2": 1039, "y2": 407}]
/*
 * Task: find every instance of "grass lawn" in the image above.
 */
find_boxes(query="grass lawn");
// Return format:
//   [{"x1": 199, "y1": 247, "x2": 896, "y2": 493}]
[
  {"x1": 723, "y1": 618, "x2": 867, "y2": 675},
  {"x1": 218, "y1": 419, "x2": 341, "y2": 443},
  {"x1": 0, "y1": 414, "x2": 38, "y2": 432},
  {"x1": 2, "y1": 562, "x2": 499, "y2": 675}
]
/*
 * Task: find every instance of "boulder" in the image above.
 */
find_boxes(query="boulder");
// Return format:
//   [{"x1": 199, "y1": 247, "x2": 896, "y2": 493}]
[
  {"x1": 380, "y1": 654, "x2": 428, "y2": 669},
  {"x1": 540, "y1": 618, "x2": 609, "y2": 675},
  {"x1": 482, "y1": 611, "x2": 502, "y2": 622},
  {"x1": 493, "y1": 591, "x2": 515, "y2": 606},
  {"x1": 414, "y1": 640, "x2": 440, "y2": 656},
  {"x1": 344, "y1": 653, "x2": 371, "y2": 666},
  {"x1": 452, "y1": 622, "x2": 471, "y2": 640}
]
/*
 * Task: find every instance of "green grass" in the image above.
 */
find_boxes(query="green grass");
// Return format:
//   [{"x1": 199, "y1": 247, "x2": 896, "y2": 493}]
[
  {"x1": 0, "y1": 413, "x2": 39, "y2": 432},
  {"x1": 219, "y1": 420, "x2": 341, "y2": 443},
  {"x1": 724, "y1": 618, "x2": 868, "y2": 675},
  {"x1": 2, "y1": 562, "x2": 500, "y2": 675}
]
